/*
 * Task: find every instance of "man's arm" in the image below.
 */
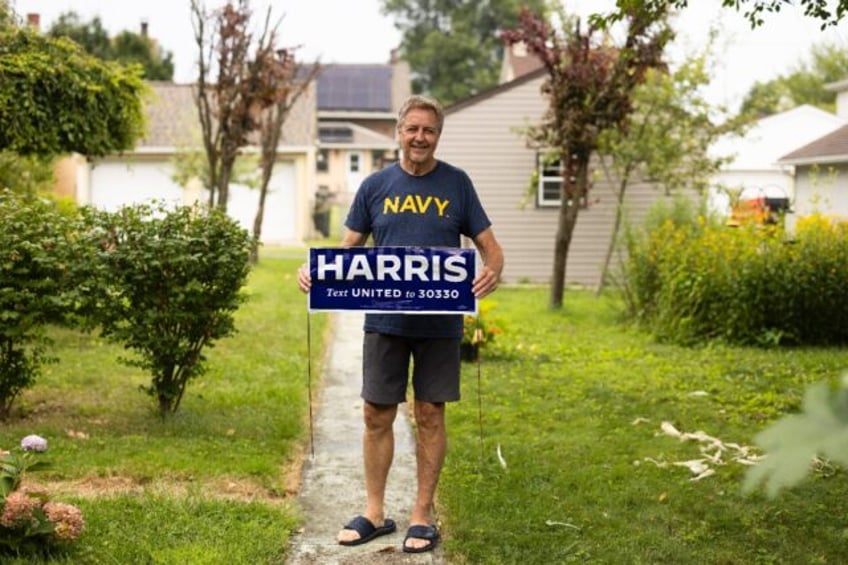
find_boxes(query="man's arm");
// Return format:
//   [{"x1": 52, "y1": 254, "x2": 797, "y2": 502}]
[
  {"x1": 339, "y1": 228, "x2": 368, "y2": 248},
  {"x1": 471, "y1": 227, "x2": 504, "y2": 299},
  {"x1": 297, "y1": 228, "x2": 368, "y2": 293}
]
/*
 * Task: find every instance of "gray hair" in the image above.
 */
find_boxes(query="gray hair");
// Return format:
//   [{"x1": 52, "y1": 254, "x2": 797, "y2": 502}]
[{"x1": 397, "y1": 95, "x2": 444, "y2": 133}]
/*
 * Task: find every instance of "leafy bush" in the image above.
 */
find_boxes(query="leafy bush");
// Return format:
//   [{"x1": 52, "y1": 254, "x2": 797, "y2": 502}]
[
  {"x1": 85, "y1": 202, "x2": 253, "y2": 415},
  {"x1": 619, "y1": 194, "x2": 713, "y2": 325},
  {"x1": 0, "y1": 27, "x2": 145, "y2": 156},
  {"x1": 0, "y1": 190, "x2": 82, "y2": 419},
  {"x1": 620, "y1": 205, "x2": 848, "y2": 346}
]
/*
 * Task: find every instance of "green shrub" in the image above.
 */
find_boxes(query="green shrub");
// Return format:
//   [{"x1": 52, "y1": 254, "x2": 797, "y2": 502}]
[
  {"x1": 0, "y1": 190, "x2": 80, "y2": 418},
  {"x1": 620, "y1": 208, "x2": 848, "y2": 346},
  {"x1": 619, "y1": 194, "x2": 711, "y2": 324},
  {"x1": 85, "y1": 202, "x2": 253, "y2": 416}
]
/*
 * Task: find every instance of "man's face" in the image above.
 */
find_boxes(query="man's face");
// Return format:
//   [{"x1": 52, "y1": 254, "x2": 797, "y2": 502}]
[{"x1": 398, "y1": 108, "x2": 440, "y2": 167}]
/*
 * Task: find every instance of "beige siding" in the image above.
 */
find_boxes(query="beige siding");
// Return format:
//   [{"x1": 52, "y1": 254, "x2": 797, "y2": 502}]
[{"x1": 438, "y1": 76, "x2": 670, "y2": 287}]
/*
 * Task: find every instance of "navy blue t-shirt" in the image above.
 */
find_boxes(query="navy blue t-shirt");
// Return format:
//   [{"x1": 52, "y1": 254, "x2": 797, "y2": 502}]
[{"x1": 345, "y1": 161, "x2": 492, "y2": 338}]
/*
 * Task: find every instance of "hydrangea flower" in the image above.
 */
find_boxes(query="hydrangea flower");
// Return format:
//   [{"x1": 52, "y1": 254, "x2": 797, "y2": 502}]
[
  {"x1": 0, "y1": 492, "x2": 40, "y2": 529},
  {"x1": 20, "y1": 435, "x2": 47, "y2": 452},
  {"x1": 43, "y1": 502, "x2": 85, "y2": 542}
]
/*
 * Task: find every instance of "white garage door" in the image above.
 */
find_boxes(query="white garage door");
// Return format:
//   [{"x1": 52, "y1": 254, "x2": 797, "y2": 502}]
[
  {"x1": 89, "y1": 159, "x2": 297, "y2": 244},
  {"x1": 89, "y1": 160, "x2": 183, "y2": 211},
  {"x1": 226, "y1": 161, "x2": 297, "y2": 244}
]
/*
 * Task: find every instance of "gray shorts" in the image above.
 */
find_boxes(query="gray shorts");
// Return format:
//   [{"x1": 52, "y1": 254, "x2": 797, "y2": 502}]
[{"x1": 362, "y1": 332, "x2": 461, "y2": 404}]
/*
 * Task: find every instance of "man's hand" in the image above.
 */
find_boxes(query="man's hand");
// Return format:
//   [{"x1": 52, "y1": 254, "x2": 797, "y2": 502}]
[
  {"x1": 297, "y1": 263, "x2": 311, "y2": 293},
  {"x1": 471, "y1": 228, "x2": 504, "y2": 298},
  {"x1": 472, "y1": 265, "x2": 499, "y2": 298}
]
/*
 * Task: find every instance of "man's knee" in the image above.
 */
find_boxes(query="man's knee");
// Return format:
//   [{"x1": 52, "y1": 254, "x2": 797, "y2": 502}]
[
  {"x1": 414, "y1": 401, "x2": 445, "y2": 430},
  {"x1": 364, "y1": 401, "x2": 397, "y2": 432}
]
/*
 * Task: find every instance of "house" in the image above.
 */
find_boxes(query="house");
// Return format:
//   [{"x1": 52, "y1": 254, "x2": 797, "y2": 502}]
[
  {"x1": 437, "y1": 68, "x2": 675, "y2": 287},
  {"x1": 72, "y1": 81, "x2": 318, "y2": 244},
  {"x1": 66, "y1": 51, "x2": 413, "y2": 244},
  {"x1": 28, "y1": 11, "x2": 412, "y2": 244},
  {"x1": 313, "y1": 52, "x2": 411, "y2": 236},
  {"x1": 437, "y1": 42, "x2": 684, "y2": 287},
  {"x1": 771, "y1": 79, "x2": 848, "y2": 223},
  {"x1": 709, "y1": 104, "x2": 846, "y2": 217},
  {"x1": 778, "y1": 122, "x2": 848, "y2": 222},
  {"x1": 437, "y1": 38, "x2": 848, "y2": 285},
  {"x1": 497, "y1": 40, "x2": 544, "y2": 84}
]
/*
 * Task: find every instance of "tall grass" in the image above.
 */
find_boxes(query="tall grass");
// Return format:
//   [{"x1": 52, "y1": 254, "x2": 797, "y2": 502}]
[{"x1": 623, "y1": 203, "x2": 848, "y2": 346}]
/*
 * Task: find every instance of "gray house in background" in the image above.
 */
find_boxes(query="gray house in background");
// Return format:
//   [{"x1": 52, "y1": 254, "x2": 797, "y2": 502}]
[
  {"x1": 775, "y1": 78, "x2": 848, "y2": 224},
  {"x1": 778, "y1": 123, "x2": 848, "y2": 222},
  {"x1": 437, "y1": 65, "x2": 671, "y2": 287}
]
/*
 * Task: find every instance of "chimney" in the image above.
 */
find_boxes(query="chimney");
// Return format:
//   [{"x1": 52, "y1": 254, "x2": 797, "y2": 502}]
[
  {"x1": 140, "y1": 19, "x2": 149, "y2": 38},
  {"x1": 26, "y1": 13, "x2": 40, "y2": 31},
  {"x1": 512, "y1": 41, "x2": 528, "y2": 57},
  {"x1": 825, "y1": 79, "x2": 848, "y2": 119}
]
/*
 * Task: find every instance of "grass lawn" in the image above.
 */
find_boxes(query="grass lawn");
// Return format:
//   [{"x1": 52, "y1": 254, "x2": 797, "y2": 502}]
[
  {"x1": 441, "y1": 287, "x2": 848, "y2": 564},
  {"x1": 0, "y1": 252, "x2": 326, "y2": 564},
  {"x1": 4, "y1": 254, "x2": 848, "y2": 563}
]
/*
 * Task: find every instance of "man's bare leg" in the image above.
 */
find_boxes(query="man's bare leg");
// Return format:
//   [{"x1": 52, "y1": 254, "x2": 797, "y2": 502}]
[
  {"x1": 337, "y1": 401, "x2": 397, "y2": 544},
  {"x1": 405, "y1": 400, "x2": 446, "y2": 551}
]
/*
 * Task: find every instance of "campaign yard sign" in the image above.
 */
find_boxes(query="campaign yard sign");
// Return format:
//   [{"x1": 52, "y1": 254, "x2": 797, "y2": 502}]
[{"x1": 308, "y1": 246, "x2": 477, "y2": 314}]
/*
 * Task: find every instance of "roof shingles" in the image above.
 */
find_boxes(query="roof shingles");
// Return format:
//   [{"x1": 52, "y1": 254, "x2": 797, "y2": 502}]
[
  {"x1": 138, "y1": 81, "x2": 316, "y2": 150},
  {"x1": 780, "y1": 123, "x2": 848, "y2": 164}
]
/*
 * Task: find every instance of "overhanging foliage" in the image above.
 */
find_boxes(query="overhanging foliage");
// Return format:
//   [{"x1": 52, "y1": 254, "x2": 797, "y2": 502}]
[{"x1": 0, "y1": 28, "x2": 146, "y2": 157}]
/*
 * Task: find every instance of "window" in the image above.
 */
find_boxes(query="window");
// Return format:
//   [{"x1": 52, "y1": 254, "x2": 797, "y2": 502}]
[
  {"x1": 319, "y1": 126, "x2": 353, "y2": 143},
  {"x1": 349, "y1": 153, "x2": 360, "y2": 173},
  {"x1": 537, "y1": 153, "x2": 562, "y2": 207},
  {"x1": 316, "y1": 149, "x2": 329, "y2": 172},
  {"x1": 371, "y1": 150, "x2": 386, "y2": 170},
  {"x1": 536, "y1": 153, "x2": 587, "y2": 209},
  {"x1": 370, "y1": 150, "x2": 398, "y2": 170}
]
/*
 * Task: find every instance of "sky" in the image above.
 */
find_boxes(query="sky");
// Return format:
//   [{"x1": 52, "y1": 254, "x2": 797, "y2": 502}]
[{"x1": 10, "y1": 0, "x2": 848, "y2": 112}]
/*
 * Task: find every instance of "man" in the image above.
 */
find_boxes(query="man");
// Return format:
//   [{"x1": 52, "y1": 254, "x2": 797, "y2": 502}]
[{"x1": 298, "y1": 94, "x2": 503, "y2": 553}]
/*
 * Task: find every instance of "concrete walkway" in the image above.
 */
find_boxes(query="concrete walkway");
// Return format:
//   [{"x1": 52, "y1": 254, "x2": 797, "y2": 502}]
[{"x1": 286, "y1": 311, "x2": 446, "y2": 565}]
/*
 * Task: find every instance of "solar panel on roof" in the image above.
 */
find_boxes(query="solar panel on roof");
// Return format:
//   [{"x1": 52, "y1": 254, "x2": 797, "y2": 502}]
[{"x1": 318, "y1": 65, "x2": 393, "y2": 111}]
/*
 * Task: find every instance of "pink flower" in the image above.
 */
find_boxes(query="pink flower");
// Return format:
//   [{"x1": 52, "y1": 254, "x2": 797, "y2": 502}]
[
  {"x1": 43, "y1": 501, "x2": 85, "y2": 542},
  {"x1": 0, "y1": 492, "x2": 40, "y2": 529}
]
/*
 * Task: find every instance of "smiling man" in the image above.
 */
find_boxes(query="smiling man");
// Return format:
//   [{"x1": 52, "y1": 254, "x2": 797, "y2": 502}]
[{"x1": 298, "y1": 94, "x2": 503, "y2": 554}]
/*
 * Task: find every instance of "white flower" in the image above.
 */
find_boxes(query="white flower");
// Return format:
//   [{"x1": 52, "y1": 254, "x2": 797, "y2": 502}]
[{"x1": 20, "y1": 434, "x2": 48, "y2": 452}]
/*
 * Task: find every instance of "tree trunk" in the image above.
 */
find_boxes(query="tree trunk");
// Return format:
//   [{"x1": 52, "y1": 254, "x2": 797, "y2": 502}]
[
  {"x1": 217, "y1": 156, "x2": 233, "y2": 212},
  {"x1": 596, "y1": 175, "x2": 628, "y2": 295},
  {"x1": 157, "y1": 394, "x2": 171, "y2": 417},
  {"x1": 249, "y1": 170, "x2": 271, "y2": 265},
  {"x1": 550, "y1": 198, "x2": 580, "y2": 309},
  {"x1": 549, "y1": 155, "x2": 589, "y2": 309}
]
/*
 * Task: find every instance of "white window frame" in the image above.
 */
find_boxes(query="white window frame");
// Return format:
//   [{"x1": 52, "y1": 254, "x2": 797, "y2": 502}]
[
  {"x1": 348, "y1": 153, "x2": 360, "y2": 173},
  {"x1": 316, "y1": 149, "x2": 329, "y2": 172},
  {"x1": 537, "y1": 152, "x2": 562, "y2": 207},
  {"x1": 536, "y1": 152, "x2": 588, "y2": 209}
]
